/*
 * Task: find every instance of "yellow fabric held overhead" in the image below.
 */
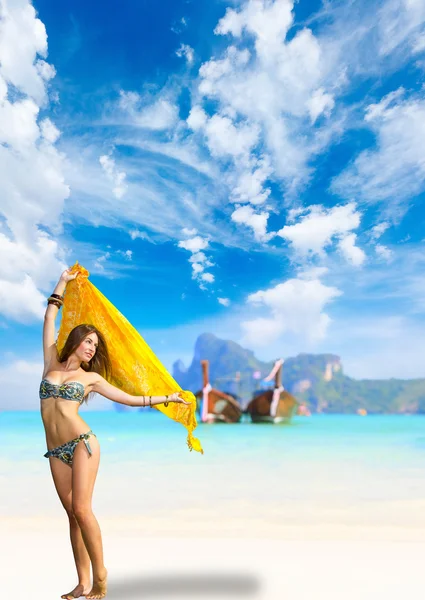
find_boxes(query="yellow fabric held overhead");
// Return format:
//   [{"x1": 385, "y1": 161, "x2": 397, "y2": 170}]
[{"x1": 56, "y1": 261, "x2": 203, "y2": 454}]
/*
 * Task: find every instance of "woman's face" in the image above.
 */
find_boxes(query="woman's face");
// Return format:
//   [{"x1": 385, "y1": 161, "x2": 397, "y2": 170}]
[{"x1": 76, "y1": 332, "x2": 99, "y2": 363}]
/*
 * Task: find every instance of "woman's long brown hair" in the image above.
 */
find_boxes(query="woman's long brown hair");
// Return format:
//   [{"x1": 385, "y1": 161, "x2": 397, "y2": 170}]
[{"x1": 57, "y1": 324, "x2": 112, "y2": 403}]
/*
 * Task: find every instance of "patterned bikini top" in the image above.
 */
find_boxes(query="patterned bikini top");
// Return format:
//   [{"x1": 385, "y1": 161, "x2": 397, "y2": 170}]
[{"x1": 39, "y1": 379, "x2": 85, "y2": 404}]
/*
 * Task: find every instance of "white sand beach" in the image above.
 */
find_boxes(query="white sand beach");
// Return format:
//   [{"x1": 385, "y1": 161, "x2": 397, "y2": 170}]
[
  {"x1": 2, "y1": 413, "x2": 425, "y2": 598},
  {"x1": 2, "y1": 520, "x2": 425, "y2": 600}
]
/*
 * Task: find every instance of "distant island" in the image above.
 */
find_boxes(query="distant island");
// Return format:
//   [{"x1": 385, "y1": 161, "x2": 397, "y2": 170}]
[{"x1": 172, "y1": 333, "x2": 425, "y2": 414}]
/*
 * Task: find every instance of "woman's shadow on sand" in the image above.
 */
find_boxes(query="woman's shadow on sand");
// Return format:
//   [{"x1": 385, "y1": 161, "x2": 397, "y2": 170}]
[{"x1": 107, "y1": 572, "x2": 261, "y2": 598}]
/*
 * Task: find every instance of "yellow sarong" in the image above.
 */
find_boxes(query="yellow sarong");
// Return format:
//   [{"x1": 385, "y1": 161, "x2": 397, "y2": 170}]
[{"x1": 57, "y1": 261, "x2": 203, "y2": 454}]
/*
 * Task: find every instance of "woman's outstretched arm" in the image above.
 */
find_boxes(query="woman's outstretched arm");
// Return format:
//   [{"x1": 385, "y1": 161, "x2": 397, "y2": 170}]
[
  {"x1": 91, "y1": 374, "x2": 190, "y2": 407},
  {"x1": 43, "y1": 268, "x2": 77, "y2": 370}
]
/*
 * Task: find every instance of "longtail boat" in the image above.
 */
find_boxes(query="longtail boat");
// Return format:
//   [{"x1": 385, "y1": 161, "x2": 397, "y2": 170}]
[
  {"x1": 246, "y1": 359, "x2": 298, "y2": 424},
  {"x1": 195, "y1": 360, "x2": 243, "y2": 423}
]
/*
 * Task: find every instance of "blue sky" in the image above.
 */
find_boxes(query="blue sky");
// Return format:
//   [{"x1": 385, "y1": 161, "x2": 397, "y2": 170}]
[{"x1": 1, "y1": 0, "x2": 425, "y2": 409}]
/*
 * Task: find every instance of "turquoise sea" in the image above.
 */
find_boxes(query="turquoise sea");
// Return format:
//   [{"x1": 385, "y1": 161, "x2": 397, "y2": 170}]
[
  {"x1": 1, "y1": 411, "x2": 425, "y2": 533},
  {"x1": 1, "y1": 411, "x2": 423, "y2": 459}
]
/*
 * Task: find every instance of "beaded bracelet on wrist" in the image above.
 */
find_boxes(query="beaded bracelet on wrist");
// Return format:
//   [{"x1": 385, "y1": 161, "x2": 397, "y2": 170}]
[
  {"x1": 48, "y1": 298, "x2": 62, "y2": 306},
  {"x1": 47, "y1": 299, "x2": 62, "y2": 309},
  {"x1": 51, "y1": 293, "x2": 64, "y2": 300}
]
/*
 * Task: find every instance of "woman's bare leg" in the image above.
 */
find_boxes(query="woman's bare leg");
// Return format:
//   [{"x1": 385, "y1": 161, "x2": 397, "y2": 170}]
[
  {"x1": 68, "y1": 514, "x2": 92, "y2": 595},
  {"x1": 72, "y1": 437, "x2": 107, "y2": 600},
  {"x1": 49, "y1": 458, "x2": 91, "y2": 598}
]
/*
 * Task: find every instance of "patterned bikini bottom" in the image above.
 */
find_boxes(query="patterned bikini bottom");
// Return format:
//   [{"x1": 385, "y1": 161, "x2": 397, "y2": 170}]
[{"x1": 44, "y1": 430, "x2": 96, "y2": 467}]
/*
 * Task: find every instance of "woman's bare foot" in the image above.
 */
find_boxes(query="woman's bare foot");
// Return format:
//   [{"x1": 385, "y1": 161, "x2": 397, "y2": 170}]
[
  {"x1": 61, "y1": 583, "x2": 91, "y2": 599},
  {"x1": 85, "y1": 570, "x2": 107, "y2": 599}
]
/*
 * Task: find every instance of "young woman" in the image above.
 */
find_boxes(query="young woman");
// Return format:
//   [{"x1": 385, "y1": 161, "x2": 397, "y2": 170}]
[{"x1": 41, "y1": 267, "x2": 189, "y2": 599}]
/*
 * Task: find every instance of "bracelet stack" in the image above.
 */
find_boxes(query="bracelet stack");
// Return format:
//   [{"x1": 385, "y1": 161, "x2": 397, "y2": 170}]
[
  {"x1": 141, "y1": 395, "x2": 170, "y2": 407},
  {"x1": 47, "y1": 293, "x2": 64, "y2": 309},
  {"x1": 142, "y1": 395, "x2": 152, "y2": 407}
]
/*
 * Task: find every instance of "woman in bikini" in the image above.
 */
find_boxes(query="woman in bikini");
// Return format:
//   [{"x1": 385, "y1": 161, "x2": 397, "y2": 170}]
[{"x1": 41, "y1": 267, "x2": 189, "y2": 599}]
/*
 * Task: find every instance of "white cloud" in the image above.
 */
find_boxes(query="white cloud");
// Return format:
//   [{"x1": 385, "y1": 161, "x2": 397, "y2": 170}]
[
  {"x1": 306, "y1": 88, "x2": 335, "y2": 123},
  {"x1": 93, "y1": 251, "x2": 111, "y2": 271},
  {"x1": 298, "y1": 266, "x2": 329, "y2": 280},
  {"x1": 241, "y1": 273, "x2": 342, "y2": 347},
  {"x1": 116, "y1": 249, "x2": 133, "y2": 260},
  {"x1": 370, "y1": 221, "x2": 390, "y2": 240},
  {"x1": 129, "y1": 229, "x2": 152, "y2": 242},
  {"x1": 191, "y1": 263, "x2": 203, "y2": 275},
  {"x1": 231, "y1": 205, "x2": 270, "y2": 242},
  {"x1": 189, "y1": 251, "x2": 211, "y2": 265},
  {"x1": 0, "y1": 273, "x2": 46, "y2": 322},
  {"x1": 178, "y1": 235, "x2": 209, "y2": 253},
  {"x1": 337, "y1": 233, "x2": 366, "y2": 266},
  {"x1": 276, "y1": 203, "x2": 363, "y2": 260},
  {"x1": 63, "y1": 137, "x2": 231, "y2": 246},
  {"x1": 180, "y1": 0, "x2": 425, "y2": 251},
  {"x1": 119, "y1": 91, "x2": 179, "y2": 130},
  {"x1": 367, "y1": 221, "x2": 393, "y2": 260},
  {"x1": 139, "y1": 99, "x2": 179, "y2": 130},
  {"x1": 182, "y1": 227, "x2": 198, "y2": 237},
  {"x1": 378, "y1": 0, "x2": 425, "y2": 58},
  {"x1": 0, "y1": 132, "x2": 69, "y2": 243},
  {"x1": 184, "y1": 0, "x2": 353, "y2": 247},
  {"x1": 149, "y1": 263, "x2": 425, "y2": 380},
  {"x1": 178, "y1": 235, "x2": 214, "y2": 288},
  {"x1": 413, "y1": 33, "x2": 425, "y2": 54},
  {"x1": 363, "y1": 88, "x2": 405, "y2": 121},
  {"x1": 203, "y1": 113, "x2": 261, "y2": 160},
  {"x1": 123, "y1": 135, "x2": 216, "y2": 179},
  {"x1": 0, "y1": 0, "x2": 69, "y2": 322},
  {"x1": 186, "y1": 106, "x2": 208, "y2": 131},
  {"x1": 75, "y1": 0, "x2": 425, "y2": 266},
  {"x1": 40, "y1": 117, "x2": 60, "y2": 143},
  {"x1": 171, "y1": 16, "x2": 188, "y2": 35},
  {"x1": 230, "y1": 159, "x2": 272, "y2": 205},
  {"x1": 0, "y1": 95, "x2": 39, "y2": 150},
  {"x1": 332, "y1": 90, "x2": 425, "y2": 214},
  {"x1": 70, "y1": 0, "x2": 424, "y2": 259},
  {"x1": 198, "y1": 47, "x2": 251, "y2": 96},
  {"x1": 99, "y1": 153, "x2": 127, "y2": 199},
  {"x1": 198, "y1": 12, "x2": 339, "y2": 183},
  {"x1": 201, "y1": 272, "x2": 214, "y2": 283},
  {"x1": 0, "y1": 0, "x2": 55, "y2": 104},
  {"x1": 176, "y1": 43, "x2": 194, "y2": 64},
  {"x1": 215, "y1": 0, "x2": 294, "y2": 56},
  {"x1": 0, "y1": 230, "x2": 65, "y2": 288},
  {"x1": 375, "y1": 244, "x2": 393, "y2": 261},
  {"x1": 218, "y1": 297, "x2": 230, "y2": 306}
]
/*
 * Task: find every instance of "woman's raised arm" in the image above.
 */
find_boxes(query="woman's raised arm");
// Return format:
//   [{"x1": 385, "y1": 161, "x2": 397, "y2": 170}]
[{"x1": 43, "y1": 268, "x2": 77, "y2": 370}]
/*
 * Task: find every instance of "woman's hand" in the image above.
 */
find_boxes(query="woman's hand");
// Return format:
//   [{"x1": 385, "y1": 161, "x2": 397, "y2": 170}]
[
  {"x1": 168, "y1": 392, "x2": 191, "y2": 405},
  {"x1": 60, "y1": 267, "x2": 78, "y2": 283}
]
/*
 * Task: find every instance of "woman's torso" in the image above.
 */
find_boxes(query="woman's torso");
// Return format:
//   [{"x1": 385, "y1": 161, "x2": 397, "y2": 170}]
[{"x1": 40, "y1": 360, "x2": 95, "y2": 450}]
